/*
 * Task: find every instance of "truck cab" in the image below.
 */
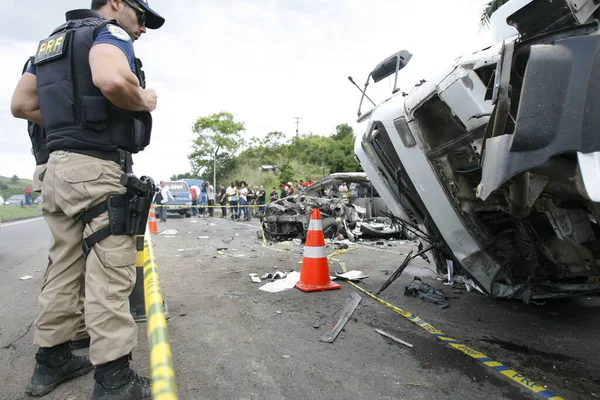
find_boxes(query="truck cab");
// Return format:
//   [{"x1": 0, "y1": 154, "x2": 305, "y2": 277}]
[{"x1": 353, "y1": 0, "x2": 600, "y2": 301}]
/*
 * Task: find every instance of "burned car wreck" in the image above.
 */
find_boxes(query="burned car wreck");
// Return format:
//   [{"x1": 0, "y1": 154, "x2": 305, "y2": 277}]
[
  {"x1": 353, "y1": 0, "x2": 600, "y2": 302},
  {"x1": 261, "y1": 173, "x2": 417, "y2": 241}
]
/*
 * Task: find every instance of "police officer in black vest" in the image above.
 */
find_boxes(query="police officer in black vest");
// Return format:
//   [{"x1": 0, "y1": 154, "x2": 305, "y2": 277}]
[{"x1": 11, "y1": 1, "x2": 164, "y2": 399}]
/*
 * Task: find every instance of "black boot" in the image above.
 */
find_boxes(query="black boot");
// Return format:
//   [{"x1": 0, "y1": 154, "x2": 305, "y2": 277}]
[
  {"x1": 92, "y1": 354, "x2": 151, "y2": 400},
  {"x1": 25, "y1": 342, "x2": 93, "y2": 397}
]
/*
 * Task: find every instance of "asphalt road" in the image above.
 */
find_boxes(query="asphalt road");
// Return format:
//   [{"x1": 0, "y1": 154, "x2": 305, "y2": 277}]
[{"x1": 1, "y1": 215, "x2": 599, "y2": 400}]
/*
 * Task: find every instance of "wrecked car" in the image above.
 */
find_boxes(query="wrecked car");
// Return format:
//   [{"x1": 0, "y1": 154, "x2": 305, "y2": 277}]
[
  {"x1": 261, "y1": 172, "x2": 418, "y2": 241},
  {"x1": 353, "y1": 0, "x2": 600, "y2": 302}
]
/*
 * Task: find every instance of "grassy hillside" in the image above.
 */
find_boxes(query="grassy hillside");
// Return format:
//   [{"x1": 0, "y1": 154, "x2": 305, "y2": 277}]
[
  {"x1": 0, "y1": 175, "x2": 38, "y2": 202},
  {"x1": 0, "y1": 205, "x2": 42, "y2": 222},
  {"x1": 221, "y1": 161, "x2": 329, "y2": 191}
]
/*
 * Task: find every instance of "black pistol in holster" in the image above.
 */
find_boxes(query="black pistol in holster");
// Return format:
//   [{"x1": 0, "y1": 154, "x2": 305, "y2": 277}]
[{"x1": 80, "y1": 174, "x2": 155, "y2": 257}]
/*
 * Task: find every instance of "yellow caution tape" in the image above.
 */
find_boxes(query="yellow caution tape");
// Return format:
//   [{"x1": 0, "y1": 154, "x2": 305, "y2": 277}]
[
  {"x1": 330, "y1": 255, "x2": 564, "y2": 400},
  {"x1": 153, "y1": 204, "x2": 265, "y2": 209},
  {"x1": 258, "y1": 234, "x2": 564, "y2": 399},
  {"x1": 141, "y1": 230, "x2": 178, "y2": 400}
]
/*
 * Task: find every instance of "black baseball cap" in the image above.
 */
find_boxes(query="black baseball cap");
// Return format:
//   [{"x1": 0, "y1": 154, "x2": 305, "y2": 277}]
[{"x1": 135, "y1": 0, "x2": 165, "y2": 29}]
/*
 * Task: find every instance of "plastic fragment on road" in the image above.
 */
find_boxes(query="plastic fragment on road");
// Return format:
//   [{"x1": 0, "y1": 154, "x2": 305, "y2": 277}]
[
  {"x1": 258, "y1": 271, "x2": 301, "y2": 293},
  {"x1": 374, "y1": 328, "x2": 413, "y2": 348}
]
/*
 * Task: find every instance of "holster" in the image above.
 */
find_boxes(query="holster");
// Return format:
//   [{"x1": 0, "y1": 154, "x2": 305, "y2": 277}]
[{"x1": 80, "y1": 173, "x2": 155, "y2": 257}]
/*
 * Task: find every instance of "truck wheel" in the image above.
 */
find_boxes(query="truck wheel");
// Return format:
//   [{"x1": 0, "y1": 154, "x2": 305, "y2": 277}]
[{"x1": 185, "y1": 213, "x2": 192, "y2": 218}]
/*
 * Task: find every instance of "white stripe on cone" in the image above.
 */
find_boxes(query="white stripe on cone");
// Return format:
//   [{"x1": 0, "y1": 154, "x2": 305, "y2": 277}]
[
  {"x1": 303, "y1": 245, "x2": 327, "y2": 259},
  {"x1": 308, "y1": 218, "x2": 323, "y2": 231}
]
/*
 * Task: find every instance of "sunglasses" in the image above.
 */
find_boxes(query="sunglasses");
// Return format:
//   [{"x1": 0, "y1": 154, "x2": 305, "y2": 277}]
[{"x1": 123, "y1": 0, "x2": 146, "y2": 26}]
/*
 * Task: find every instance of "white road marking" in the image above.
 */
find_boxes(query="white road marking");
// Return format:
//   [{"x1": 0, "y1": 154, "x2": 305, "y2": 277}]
[{"x1": 1, "y1": 217, "x2": 45, "y2": 228}]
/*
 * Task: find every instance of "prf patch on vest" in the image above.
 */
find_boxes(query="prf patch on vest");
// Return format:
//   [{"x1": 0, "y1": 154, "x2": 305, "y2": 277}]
[
  {"x1": 34, "y1": 31, "x2": 69, "y2": 65},
  {"x1": 107, "y1": 24, "x2": 131, "y2": 41}
]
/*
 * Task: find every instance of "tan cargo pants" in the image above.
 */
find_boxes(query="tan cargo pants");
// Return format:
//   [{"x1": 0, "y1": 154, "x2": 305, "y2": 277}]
[
  {"x1": 34, "y1": 163, "x2": 88, "y2": 342},
  {"x1": 34, "y1": 151, "x2": 137, "y2": 365}
]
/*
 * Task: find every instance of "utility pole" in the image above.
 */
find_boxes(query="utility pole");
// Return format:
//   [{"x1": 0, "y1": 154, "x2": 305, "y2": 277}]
[{"x1": 293, "y1": 117, "x2": 302, "y2": 136}]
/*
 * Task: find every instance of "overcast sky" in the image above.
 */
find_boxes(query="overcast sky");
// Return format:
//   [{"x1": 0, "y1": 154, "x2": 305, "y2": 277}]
[{"x1": 0, "y1": 0, "x2": 494, "y2": 182}]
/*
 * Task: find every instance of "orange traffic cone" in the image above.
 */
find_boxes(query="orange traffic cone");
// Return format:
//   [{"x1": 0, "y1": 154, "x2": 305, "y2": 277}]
[
  {"x1": 148, "y1": 204, "x2": 159, "y2": 234},
  {"x1": 296, "y1": 208, "x2": 341, "y2": 292}
]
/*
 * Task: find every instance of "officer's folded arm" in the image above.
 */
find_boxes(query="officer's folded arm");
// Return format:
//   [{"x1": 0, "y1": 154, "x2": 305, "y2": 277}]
[
  {"x1": 89, "y1": 43, "x2": 157, "y2": 112},
  {"x1": 10, "y1": 72, "x2": 42, "y2": 124}
]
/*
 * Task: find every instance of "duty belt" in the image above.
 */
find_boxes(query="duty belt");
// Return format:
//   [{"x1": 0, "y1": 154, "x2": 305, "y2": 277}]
[{"x1": 65, "y1": 149, "x2": 133, "y2": 173}]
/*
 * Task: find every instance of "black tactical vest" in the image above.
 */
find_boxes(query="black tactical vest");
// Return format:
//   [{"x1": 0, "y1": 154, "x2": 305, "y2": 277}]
[
  {"x1": 21, "y1": 57, "x2": 49, "y2": 165},
  {"x1": 33, "y1": 9, "x2": 152, "y2": 155},
  {"x1": 27, "y1": 122, "x2": 49, "y2": 165}
]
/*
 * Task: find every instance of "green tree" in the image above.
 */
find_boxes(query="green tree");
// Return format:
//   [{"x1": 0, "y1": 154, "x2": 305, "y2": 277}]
[
  {"x1": 11, "y1": 175, "x2": 19, "y2": 183},
  {"x1": 480, "y1": 0, "x2": 510, "y2": 29},
  {"x1": 170, "y1": 172, "x2": 201, "y2": 181},
  {"x1": 189, "y1": 112, "x2": 245, "y2": 183},
  {"x1": 331, "y1": 123, "x2": 354, "y2": 141},
  {"x1": 279, "y1": 160, "x2": 294, "y2": 184}
]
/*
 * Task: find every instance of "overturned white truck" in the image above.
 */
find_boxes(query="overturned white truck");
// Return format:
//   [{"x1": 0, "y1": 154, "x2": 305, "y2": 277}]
[{"x1": 354, "y1": 0, "x2": 600, "y2": 301}]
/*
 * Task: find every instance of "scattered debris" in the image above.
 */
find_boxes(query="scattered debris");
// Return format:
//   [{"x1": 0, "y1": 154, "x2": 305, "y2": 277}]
[
  {"x1": 281, "y1": 354, "x2": 290, "y2": 358},
  {"x1": 197, "y1": 236, "x2": 209, "y2": 239},
  {"x1": 249, "y1": 273, "x2": 262, "y2": 283},
  {"x1": 189, "y1": 220, "x2": 198, "y2": 223},
  {"x1": 258, "y1": 271, "x2": 301, "y2": 293},
  {"x1": 276, "y1": 310, "x2": 282, "y2": 314},
  {"x1": 334, "y1": 270, "x2": 368, "y2": 281},
  {"x1": 216, "y1": 247, "x2": 228, "y2": 251},
  {"x1": 221, "y1": 269, "x2": 249, "y2": 275},
  {"x1": 320, "y1": 292, "x2": 362, "y2": 343},
  {"x1": 160, "y1": 229, "x2": 178, "y2": 236},
  {"x1": 20, "y1": 275, "x2": 33, "y2": 281},
  {"x1": 376, "y1": 245, "x2": 434, "y2": 295},
  {"x1": 444, "y1": 259, "x2": 454, "y2": 286},
  {"x1": 404, "y1": 277, "x2": 449, "y2": 309},
  {"x1": 374, "y1": 328, "x2": 413, "y2": 348},
  {"x1": 261, "y1": 271, "x2": 288, "y2": 280},
  {"x1": 292, "y1": 238, "x2": 303, "y2": 246},
  {"x1": 179, "y1": 313, "x2": 187, "y2": 317},
  {"x1": 437, "y1": 385, "x2": 450, "y2": 395},
  {"x1": 454, "y1": 275, "x2": 486, "y2": 295},
  {"x1": 313, "y1": 323, "x2": 320, "y2": 329}
]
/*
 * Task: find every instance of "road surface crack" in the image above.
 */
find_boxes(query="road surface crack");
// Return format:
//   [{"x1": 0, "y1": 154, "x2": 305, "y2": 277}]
[{"x1": 1, "y1": 321, "x2": 34, "y2": 350}]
